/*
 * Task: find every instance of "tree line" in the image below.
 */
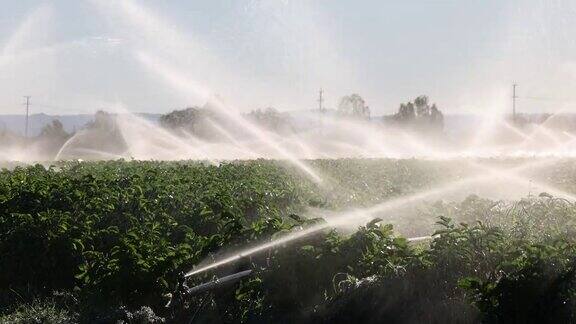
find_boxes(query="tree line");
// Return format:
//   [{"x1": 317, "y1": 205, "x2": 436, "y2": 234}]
[{"x1": 0, "y1": 94, "x2": 446, "y2": 159}]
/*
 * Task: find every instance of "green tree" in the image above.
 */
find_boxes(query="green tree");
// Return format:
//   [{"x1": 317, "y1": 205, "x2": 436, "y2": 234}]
[
  {"x1": 246, "y1": 107, "x2": 291, "y2": 132},
  {"x1": 159, "y1": 107, "x2": 203, "y2": 130},
  {"x1": 337, "y1": 94, "x2": 370, "y2": 119},
  {"x1": 39, "y1": 120, "x2": 69, "y2": 139},
  {"x1": 392, "y1": 95, "x2": 444, "y2": 132}
]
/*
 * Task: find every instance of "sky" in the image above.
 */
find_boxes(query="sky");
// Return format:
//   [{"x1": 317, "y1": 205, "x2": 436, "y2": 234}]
[{"x1": 1, "y1": 0, "x2": 576, "y2": 115}]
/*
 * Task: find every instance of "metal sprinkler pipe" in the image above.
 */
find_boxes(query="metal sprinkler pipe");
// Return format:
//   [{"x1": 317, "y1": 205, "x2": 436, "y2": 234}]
[{"x1": 186, "y1": 269, "x2": 253, "y2": 296}]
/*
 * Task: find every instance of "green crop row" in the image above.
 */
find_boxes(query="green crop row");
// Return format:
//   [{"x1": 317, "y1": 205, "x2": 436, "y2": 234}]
[{"x1": 2, "y1": 159, "x2": 576, "y2": 323}]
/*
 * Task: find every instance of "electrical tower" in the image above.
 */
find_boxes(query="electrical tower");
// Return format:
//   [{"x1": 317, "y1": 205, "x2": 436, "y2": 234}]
[
  {"x1": 24, "y1": 96, "x2": 31, "y2": 138},
  {"x1": 318, "y1": 88, "x2": 323, "y2": 113},
  {"x1": 512, "y1": 84, "x2": 518, "y2": 122}
]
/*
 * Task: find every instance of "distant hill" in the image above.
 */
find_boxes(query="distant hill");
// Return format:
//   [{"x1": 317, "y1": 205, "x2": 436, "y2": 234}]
[{"x1": 0, "y1": 113, "x2": 161, "y2": 136}]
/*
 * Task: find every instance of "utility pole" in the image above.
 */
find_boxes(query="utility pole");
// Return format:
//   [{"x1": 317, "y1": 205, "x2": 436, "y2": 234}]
[
  {"x1": 512, "y1": 84, "x2": 518, "y2": 123},
  {"x1": 23, "y1": 96, "x2": 31, "y2": 138},
  {"x1": 318, "y1": 88, "x2": 323, "y2": 113},
  {"x1": 318, "y1": 88, "x2": 323, "y2": 133}
]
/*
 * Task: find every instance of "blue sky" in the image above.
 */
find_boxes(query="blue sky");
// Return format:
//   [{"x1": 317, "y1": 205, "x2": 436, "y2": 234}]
[{"x1": 1, "y1": 0, "x2": 575, "y2": 115}]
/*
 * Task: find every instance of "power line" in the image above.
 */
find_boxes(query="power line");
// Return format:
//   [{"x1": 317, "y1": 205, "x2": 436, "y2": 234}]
[
  {"x1": 520, "y1": 96, "x2": 576, "y2": 103},
  {"x1": 30, "y1": 103, "x2": 87, "y2": 114}
]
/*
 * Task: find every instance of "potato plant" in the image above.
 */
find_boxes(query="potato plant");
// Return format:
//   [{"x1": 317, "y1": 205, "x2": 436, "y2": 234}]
[{"x1": 2, "y1": 159, "x2": 576, "y2": 323}]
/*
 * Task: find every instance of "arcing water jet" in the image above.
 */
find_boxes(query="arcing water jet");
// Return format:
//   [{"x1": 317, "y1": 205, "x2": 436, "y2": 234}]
[{"x1": 186, "y1": 158, "x2": 564, "y2": 277}]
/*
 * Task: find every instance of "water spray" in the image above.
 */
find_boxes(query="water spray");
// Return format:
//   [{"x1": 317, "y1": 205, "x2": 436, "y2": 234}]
[{"x1": 184, "y1": 158, "x2": 566, "y2": 277}]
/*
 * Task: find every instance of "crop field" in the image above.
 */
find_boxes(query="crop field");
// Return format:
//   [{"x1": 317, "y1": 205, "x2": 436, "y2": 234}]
[
  {"x1": 2, "y1": 158, "x2": 576, "y2": 323},
  {"x1": 4, "y1": 0, "x2": 576, "y2": 323}
]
